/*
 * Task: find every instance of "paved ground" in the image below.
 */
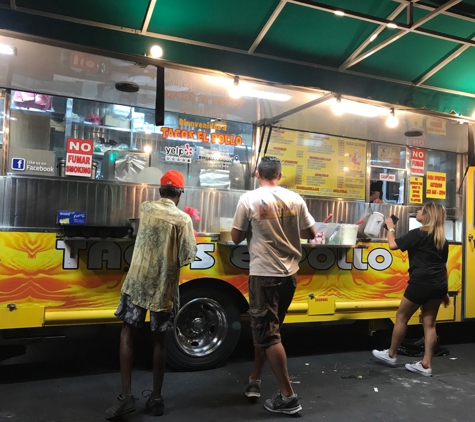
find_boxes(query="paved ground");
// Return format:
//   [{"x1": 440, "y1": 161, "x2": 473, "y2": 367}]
[{"x1": 1, "y1": 321, "x2": 475, "y2": 422}]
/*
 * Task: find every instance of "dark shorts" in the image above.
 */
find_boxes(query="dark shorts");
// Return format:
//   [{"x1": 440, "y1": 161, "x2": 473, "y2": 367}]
[
  {"x1": 115, "y1": 293, "x2": 175, "y2": 332},
  {"x1": 248, "y1": 275, "x2": 297, "y2": 349},
  {"x1": 404, "y1": 283, "x2": 448, "y2": 306}
]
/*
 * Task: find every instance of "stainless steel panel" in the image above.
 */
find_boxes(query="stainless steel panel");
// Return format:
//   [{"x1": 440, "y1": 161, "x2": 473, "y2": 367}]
[
  {"x1": 0, "y1": 175, "x2": 463, "y2": 242},
  {"x1": 0, "y1": 175, "x2": 244, "y2": 232}
]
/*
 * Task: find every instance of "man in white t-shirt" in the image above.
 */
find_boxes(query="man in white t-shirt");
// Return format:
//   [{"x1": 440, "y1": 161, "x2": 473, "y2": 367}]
[{"x1": 231, "y1": 156, "x2": 316, "y2": 415}]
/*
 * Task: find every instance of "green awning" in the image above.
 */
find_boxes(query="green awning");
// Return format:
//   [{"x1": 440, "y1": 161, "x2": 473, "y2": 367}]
[{"x1": 1, "y1": 0, "x2": 475, "y2": 115}]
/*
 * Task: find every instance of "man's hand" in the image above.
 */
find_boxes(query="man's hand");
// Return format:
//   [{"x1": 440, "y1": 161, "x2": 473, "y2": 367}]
[
  {"x1": 300, "y1": 225, "x2": 317, "y2": 240},
  {"x1": 443, "y1": 294, "x2": 450, "y2": 308}
]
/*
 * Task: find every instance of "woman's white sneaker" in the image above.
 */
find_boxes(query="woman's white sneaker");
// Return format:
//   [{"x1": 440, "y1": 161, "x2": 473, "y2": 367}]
[
  {"x1": 405, "y1": 361, "x2": 432, "y2": 377},
  {"x1": 372, "y1": 349, "x2": 397, "y2": 366}
]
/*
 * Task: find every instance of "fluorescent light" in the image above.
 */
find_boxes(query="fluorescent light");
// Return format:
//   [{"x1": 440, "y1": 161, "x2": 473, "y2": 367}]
[
  {"x1": 208, "y1": 75, "x2": 291, "y2": 101},
  {"x1": 334, "y1": 10, "x2": 345, "y2": 16},
  {"x1": 0, "y1": 44, "x2": 16, "y2": 55},
  {"x1": 332, "y1": 98, "x2": 384, "y2": 118},
  {"x1": 370, "y1": 34, "x2": 378, "y2": 42},
  {"x1": 239, "y1": 88, "x2": 290, "y2": 101},
  {"x1": 387, "y1": 23, "x2": 398, "y2": 29}
]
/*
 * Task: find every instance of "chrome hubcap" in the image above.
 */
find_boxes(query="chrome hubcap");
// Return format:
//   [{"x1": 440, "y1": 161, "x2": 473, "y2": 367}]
[{"x1": 174, "y1": 298, "x2": 228, "y2": 357}]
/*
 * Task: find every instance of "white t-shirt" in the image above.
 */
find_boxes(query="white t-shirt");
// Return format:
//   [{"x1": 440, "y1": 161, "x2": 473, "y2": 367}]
[{"x1": 232, "y1": 186, "x2": 315, "y2": 277}]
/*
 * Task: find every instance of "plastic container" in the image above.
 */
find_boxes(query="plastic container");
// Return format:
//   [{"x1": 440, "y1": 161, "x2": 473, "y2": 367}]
[
  {"x1": 364, "y1": 212, "x2": 385, "y2": 238},
  {"x1": 219, "y1": 217, "x2": 233, "y2": 242},
  {"x1": 313, "y1": 222, "x2": 327, "y2": 244},
  {"x1": 57, "y1": 157, "x2": 66, "y2": 177},
  {"x1": 340, "y1": 224, "x2": 358, "y2": 245},
  {"x1": 326, "y1": 223, "x2": 341, "y2": 245}
]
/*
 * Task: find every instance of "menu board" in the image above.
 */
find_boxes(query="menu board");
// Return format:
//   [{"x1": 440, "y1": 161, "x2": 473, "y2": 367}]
[{"x1": 267, "y1": 128, "x2": 366, "y2": 199}]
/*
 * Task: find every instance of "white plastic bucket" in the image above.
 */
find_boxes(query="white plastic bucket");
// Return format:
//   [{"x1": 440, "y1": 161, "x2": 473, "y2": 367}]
[
  {"x1": 340, "y1": 224, "x2": 358, "y2": 245},
  {"x1": 364, "y1": 212, "x2": 385, "y2": 238}
]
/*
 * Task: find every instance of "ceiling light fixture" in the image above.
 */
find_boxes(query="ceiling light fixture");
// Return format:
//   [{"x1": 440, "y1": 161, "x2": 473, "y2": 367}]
[
  {"x1": 386, "y1": 108, "x2": 399, "y2": 128},
  {"x1": 387, "y1": 22, "x2": 398, "y2": 29},
  {"x1": 0, "y1": 43, "x2": 16, "y2": 56},
  {"x1": 149, "y1": 45, "x2": 163, "y2": 58},
  {"x1": 334, "y1": 10, "x2": 345, "y2": 16},
  {"x1": 370, "y1": 34, "x2": 378, "y2": 42},
  {"x1": 115, "y1": 81, "x2": 140, "y2": 93}
]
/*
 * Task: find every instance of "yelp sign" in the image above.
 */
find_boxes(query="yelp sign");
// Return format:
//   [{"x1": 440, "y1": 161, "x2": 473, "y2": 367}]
[{"x1": 165, "y1": 143, "x2": 194, "y2": 163}]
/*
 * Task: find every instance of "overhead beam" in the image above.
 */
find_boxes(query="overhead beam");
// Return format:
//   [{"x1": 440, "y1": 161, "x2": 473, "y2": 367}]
[
  {"x1": 141, "y1": 0, "x2": 157, "y2": 34},
  {"x1": 339, "y1": 3, "x2": 407, "y2": 71},
  {"x1": 339, "y1": 0, "x2": 460, "y2": 71},
  {"x1": 248, "y1": 0, "x2": 288, "y2": 54},
  {"x1": 288, "y1": 0, "x2": 410, "y2": 27},
  {"x1": 414, "y1": 44, "x2": 470, "y2": 85},
  {"x1": 394, "y1": 0, "x2": 475, "y2": 24},
  {"x1": 9, "y1": 0, "x2": 15, "y2": 10},
  {"x1": 407, "y1": 1, "x2": 414, "y2": 26}
]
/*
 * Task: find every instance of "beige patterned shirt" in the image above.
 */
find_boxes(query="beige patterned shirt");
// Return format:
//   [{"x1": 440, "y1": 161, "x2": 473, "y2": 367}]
[{"x1": 122, "y1": 198, "x2": 197, "y2": 312}]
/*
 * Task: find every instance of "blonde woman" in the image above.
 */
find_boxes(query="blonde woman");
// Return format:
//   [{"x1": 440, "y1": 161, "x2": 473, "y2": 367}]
[{"x1": 372, "y1": 202, "x2": 450, "y2": 377}]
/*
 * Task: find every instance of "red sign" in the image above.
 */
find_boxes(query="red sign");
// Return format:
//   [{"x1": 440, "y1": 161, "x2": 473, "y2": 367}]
[
  {"x1": 379, "y1": 174, "x2": 396, "y2": 181},
  {"x1": 65, "y1": 138, "x2": 94, "y2": 177},
  {"x1": 411, "y1": 148, "x2": 425, "y2": 176}
]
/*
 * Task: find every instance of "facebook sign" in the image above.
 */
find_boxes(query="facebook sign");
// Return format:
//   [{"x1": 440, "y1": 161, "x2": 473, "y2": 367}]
[{"x1": 11, "y1": 158, "x2": 26, "y2": 171}]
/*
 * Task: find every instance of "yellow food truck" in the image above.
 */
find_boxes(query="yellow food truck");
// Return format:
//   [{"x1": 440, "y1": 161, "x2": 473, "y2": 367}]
[{"x1": 0, "y1": 34, "x2": 472, "y2": 370}]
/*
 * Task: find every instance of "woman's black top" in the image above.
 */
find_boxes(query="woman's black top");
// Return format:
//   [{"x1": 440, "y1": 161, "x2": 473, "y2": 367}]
[{"x1": 395, "y1": 228, "x2": 448, "y2": 288}]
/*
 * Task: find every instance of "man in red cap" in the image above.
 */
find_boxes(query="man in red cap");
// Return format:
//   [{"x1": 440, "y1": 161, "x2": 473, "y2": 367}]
[{"x1": 106, "y1": 170, "x2": 197, "y2": 419}]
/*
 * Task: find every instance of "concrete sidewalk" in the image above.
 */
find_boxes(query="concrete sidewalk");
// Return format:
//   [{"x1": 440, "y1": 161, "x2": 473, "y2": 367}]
[{"x1": 1, "y1": 323, "x2": 475, "y2": 421}]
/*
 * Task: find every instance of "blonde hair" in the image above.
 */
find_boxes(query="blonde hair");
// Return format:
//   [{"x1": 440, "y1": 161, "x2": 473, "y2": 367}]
[{"x1": 420, "y1": 202, "x2": 446, "y2": 250}]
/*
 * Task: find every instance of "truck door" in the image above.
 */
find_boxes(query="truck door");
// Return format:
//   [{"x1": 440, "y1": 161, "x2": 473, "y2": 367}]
[{"x1": 464, "y1": 166, "x2": 475, "y2": 318}]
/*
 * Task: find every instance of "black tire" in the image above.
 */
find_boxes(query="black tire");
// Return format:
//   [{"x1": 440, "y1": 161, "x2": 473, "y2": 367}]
[{"x1": 166, "y1": 288, "x2": 242, "y2": 371}]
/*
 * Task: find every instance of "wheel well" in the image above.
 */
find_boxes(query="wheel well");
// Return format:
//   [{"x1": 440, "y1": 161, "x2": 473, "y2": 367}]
[{"x1": 179, "y1": 278, "x2": 249, "y2": 314}]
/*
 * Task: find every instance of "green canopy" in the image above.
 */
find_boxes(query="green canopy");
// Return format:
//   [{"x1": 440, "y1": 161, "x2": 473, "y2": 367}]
[{"x1": 1, "y1": 0, "x2": 475, "y2": 115}]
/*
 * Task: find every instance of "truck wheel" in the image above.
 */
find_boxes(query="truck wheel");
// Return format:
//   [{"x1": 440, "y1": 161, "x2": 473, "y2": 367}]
[{"x1": 166, "y1": 288, "x2": 241, "y2": 371}]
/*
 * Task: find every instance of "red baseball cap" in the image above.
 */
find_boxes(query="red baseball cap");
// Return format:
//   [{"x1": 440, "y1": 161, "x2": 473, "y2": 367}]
[{"x1": 160, "y1": 170, "x2": 185, "y2": 189}]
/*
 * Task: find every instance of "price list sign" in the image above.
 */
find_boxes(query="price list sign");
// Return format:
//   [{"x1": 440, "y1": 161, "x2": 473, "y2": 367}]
[{"x1": 267, "y1": 129, "x2": 366, "y2": 199}]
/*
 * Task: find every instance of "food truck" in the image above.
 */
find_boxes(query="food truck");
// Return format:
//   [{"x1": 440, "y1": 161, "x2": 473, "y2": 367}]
[{"x1": 0, "y1": 35, "x2": 473, "y2": 371}]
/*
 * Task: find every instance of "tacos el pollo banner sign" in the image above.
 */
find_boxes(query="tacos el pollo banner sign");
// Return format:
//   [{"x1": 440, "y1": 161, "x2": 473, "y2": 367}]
[
  {"x1": 0, "y1": 233, "x2": 462, "y2": 321},
  {"x1": 160, "y1": 127, "x2": 243, "y2": 145}
]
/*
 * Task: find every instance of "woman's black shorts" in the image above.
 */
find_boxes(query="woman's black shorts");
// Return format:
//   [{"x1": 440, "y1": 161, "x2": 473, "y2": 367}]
[{"x1": 404, "y1": 282, "x2": 448, "y2": 306}]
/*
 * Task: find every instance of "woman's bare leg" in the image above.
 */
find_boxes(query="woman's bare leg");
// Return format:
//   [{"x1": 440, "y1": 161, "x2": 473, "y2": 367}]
[
  {"x1": 388, "y1": 297, "x2": 420, "y2": 358},
  {"x1": 420, "y1": 299, "x2": 442, "y2": 368}
]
